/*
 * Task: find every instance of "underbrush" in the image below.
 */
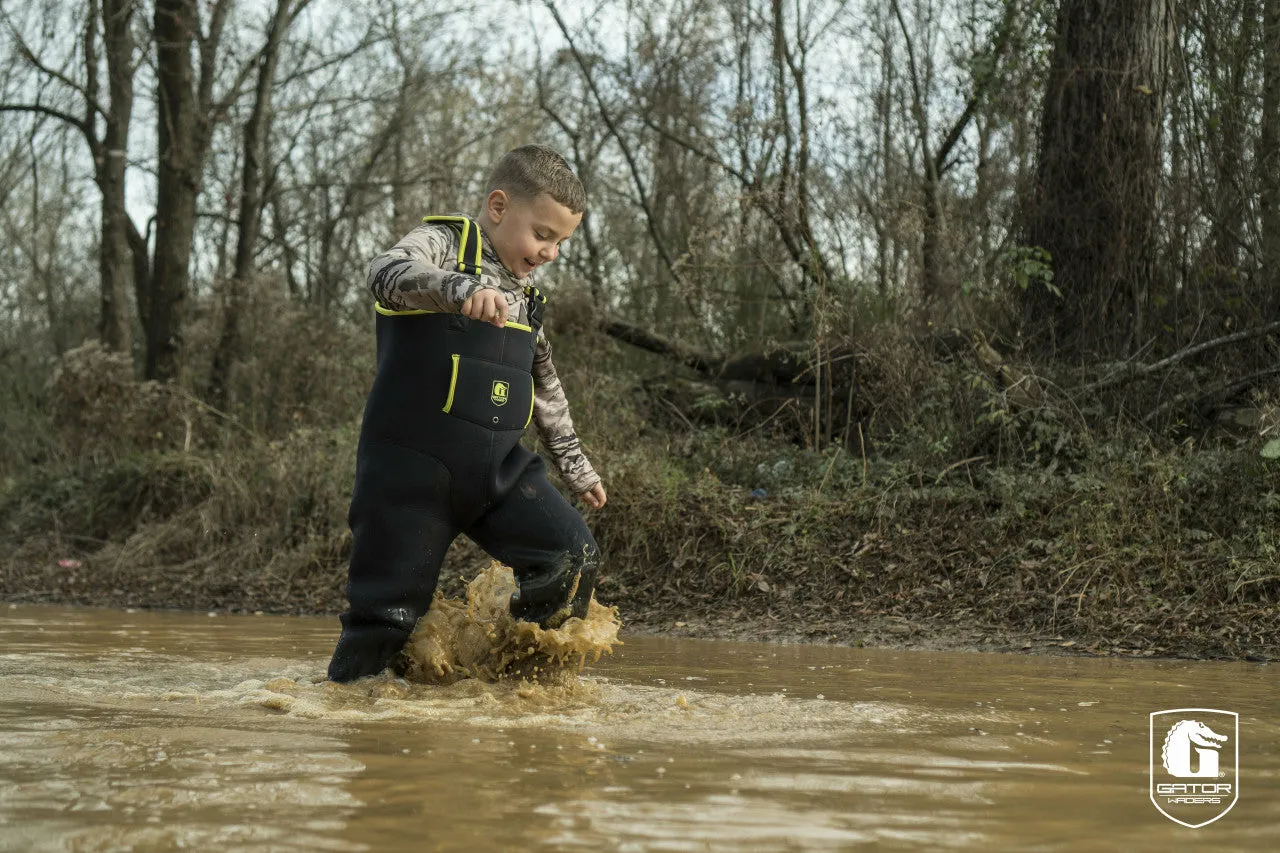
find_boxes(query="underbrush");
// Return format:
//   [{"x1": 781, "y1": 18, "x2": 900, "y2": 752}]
[{"x1": 2, "y1": 326, "x2": 1278, "y2": 658}]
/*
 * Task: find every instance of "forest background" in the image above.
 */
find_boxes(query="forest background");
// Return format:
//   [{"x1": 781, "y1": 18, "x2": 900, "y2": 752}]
[{"x1": 2, "y1": 0, "x2": 1279, "y2": 659}]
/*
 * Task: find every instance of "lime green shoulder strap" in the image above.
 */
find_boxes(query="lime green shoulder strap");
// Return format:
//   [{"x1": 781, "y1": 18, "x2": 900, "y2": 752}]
[{"x1": 422, "y1": 215, "x2": 482, "y2": 277}]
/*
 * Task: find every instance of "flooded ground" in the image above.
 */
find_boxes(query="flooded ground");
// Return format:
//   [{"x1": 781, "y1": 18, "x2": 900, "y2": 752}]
[{"x1": 0, "y1": 602, "x2": 1275, "y2": 852}]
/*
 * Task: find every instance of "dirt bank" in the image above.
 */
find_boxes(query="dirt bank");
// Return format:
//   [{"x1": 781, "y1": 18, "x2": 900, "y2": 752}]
[{"x1": 3, "y1": 542, "x2": 1274, "y2": 662}]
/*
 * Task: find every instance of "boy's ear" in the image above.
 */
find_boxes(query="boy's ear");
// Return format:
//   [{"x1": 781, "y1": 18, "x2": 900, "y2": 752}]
[{"x1": 487, "y1": 189, "x2": 509, "y2": 222}]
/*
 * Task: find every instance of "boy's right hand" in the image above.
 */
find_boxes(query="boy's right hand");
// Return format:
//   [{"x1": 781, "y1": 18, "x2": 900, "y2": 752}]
[{"x1": 460, "y1": 286, "x2": 508, "y2": 327}]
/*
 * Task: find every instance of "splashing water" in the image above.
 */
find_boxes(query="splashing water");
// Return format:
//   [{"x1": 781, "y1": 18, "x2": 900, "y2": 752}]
[{"x1": 398, "y1": 561, "x2": 622, "y2": 685}]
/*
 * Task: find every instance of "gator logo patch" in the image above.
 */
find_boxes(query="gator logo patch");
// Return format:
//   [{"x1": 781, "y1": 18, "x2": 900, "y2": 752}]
[{"x1": 491, "y1": 380, "x2": 509, "y2": 406}]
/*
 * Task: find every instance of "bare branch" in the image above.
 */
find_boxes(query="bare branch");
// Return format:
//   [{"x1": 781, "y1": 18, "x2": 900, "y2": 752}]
[
  {"x1": 1086, "y1": 320, "x2": 1280, "y2": 392},
  {"x1": 1, "y1": 9, "x2": 110, "y2": 121},
  {"x1": 890, "y1": 0, "x2": 933, "y2": 170},
  {"x1": 933, "y1": 0, "x2": 1019, "y2": 176},
  {"x1": 1145, "y1": 364, "x2": 1280, "y2": 424},
  {"x1": 541, "y1": 0, "x2": 706, "y2": 334},
  {"x1": 0, "y1": 103, "x2": 93, "y2": 143}
]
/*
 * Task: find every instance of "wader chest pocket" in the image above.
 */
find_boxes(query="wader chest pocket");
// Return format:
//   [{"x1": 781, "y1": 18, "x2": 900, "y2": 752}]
[{"x1": 442, "y1": 354, "x2": 534, "y2": 430}]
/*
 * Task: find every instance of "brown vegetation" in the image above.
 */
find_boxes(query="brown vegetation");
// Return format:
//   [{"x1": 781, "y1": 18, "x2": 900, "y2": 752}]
[{"x1": 3, "y1": 328, "x2": 1278, "y2": 660}]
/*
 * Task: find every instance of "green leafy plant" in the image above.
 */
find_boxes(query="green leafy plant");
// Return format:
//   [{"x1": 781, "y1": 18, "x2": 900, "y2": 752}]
[{"x1": 1002, "y1": 246, "x2": 1060, "y2": 298}]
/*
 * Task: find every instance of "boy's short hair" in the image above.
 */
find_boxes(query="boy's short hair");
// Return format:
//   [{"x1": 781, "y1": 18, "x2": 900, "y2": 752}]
[{"x1": 487, "y1": 145, "x2": 586, "y2": 214}]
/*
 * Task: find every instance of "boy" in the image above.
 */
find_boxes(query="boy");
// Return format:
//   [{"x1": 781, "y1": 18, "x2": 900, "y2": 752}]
[{"x1": 327, "y1": 144, "x2": 607, "y2": 683}]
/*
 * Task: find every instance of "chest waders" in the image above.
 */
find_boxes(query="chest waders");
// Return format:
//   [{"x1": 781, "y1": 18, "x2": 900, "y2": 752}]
[{"x1": 327, "y1": 215, "x2": 599, "y2": 683}]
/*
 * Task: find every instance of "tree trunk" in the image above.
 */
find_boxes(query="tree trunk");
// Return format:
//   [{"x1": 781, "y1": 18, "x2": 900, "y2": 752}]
[
  {"x1": 1262, "y1": 0, "x2": 1280, "y2": 296},
  {"x1": 876, "y1": 19, "x2": 894, "y2": 300},
  {"x1": 921, "y1": 172, "x2": 943, "y2": 305},
  {"x1": 770, "y1": 0, "x2": 831, "y2": 307},
  {"x1": 1208, "y1": 1, "x2": 1257, "y2": 278},
  {"x1": 127, "y1": 218, "x2": 152, "y2": 335},
  {"x1": 96, "y1": 0, "x2": 136, "y2": 354},
  {"x1": 1022, "y1": 0, "x2": 1172, "y2": 357},
  {"x1": 150, "y1": 0, "x2": 200, "y2": 381},
  {"x1": 207, "y1": 0, "x2": 292, "y2": 408},
  {"x1": 148, "y1": 0, "x2": 232, "y2": 381}
]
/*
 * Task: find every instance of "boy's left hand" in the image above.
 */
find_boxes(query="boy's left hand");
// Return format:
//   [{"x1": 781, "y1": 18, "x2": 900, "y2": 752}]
[
  {"x1": 460, "y1": 286, "x2": 509, "y2": 327},
  {"x1": 580, "y1": 481, "x2": 607, "y2": 509}
]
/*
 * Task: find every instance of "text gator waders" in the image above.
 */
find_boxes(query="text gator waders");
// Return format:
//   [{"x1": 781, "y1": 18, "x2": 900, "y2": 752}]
[{"x1": 328, "y1": 215, "x2": 599, "y2": 682}]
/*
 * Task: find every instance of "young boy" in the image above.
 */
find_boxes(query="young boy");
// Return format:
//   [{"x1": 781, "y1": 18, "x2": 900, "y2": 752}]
[{"x1": 327, "y1": 144, "x2": 607, "y2": 683}]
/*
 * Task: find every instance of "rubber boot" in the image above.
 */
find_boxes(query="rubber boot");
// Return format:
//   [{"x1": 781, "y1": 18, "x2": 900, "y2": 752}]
[{"x1": 510, "y1": 544, "x2": 600, "y2": 629}]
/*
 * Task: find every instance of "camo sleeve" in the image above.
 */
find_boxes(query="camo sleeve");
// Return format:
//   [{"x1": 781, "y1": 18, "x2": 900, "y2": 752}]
[
  {"x1": 531, "y1": 330, "x2": 600, "y2": 494},
  {"x1": 368, "y1": 223, "x2": 495, "y2": 312}
]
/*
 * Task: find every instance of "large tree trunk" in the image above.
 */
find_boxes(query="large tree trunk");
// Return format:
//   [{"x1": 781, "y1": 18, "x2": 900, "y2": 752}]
[
  {"x1": 150, "y1": 0, "x2": 200, "y2": 381},
  {"x1": 1262, "y1": 0, "x2": 1280, "y2": 296},
  {"x1": 95, "y1": 0, "x2": 136, "y2": 354},
  {"x1": 1022, "y1": 0, "x2": 1172, "y2": 357},
  {"x1": 208, "y1": 0, "x2": 293, "y2": 409}
]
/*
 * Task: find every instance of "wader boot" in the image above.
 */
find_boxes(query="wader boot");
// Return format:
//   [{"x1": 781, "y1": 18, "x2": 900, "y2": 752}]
[{"x1": 327, "y1": 216, "x2": 598, "y2": 683}]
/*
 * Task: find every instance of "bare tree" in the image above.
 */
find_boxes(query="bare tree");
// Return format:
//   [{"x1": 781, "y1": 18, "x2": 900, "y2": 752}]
[
  {"x1": 542, "y1": 0, "x2": 711, "y2": 341},
  {"x1": 207, "y1": 0, "x2": 307, "y2": 408},
  {"x1": 890, "y1": 0, "x2": 1017, "y2": 312},
  {"x1": 1, "y1": 0, "x2": 143, "y2": 353},
  {"x1": 151, "y1": 0, "x2": 217, "y2": 380},
  {"x1": 1200, "y1": 0, "x2": 1259, "y2": 282},
  {"x1": 92, "y1": 0, "x2": 134, "y2": 351}
]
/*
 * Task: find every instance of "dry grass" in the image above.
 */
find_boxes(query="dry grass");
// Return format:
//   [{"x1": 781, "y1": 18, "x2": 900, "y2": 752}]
[{"x1": 2, "y1": 325, "x2": 1279, "y2": 660}]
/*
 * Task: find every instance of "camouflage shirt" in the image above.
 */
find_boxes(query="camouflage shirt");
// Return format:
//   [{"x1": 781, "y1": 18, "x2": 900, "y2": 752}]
[{"x1": 367, "y1": 217, "x2": 600, "y2": 494}]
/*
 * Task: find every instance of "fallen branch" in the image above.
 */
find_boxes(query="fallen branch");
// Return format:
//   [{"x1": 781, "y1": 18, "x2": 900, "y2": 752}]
[
  {"x1": 1085, "y1": 320, "x2": 1280, "y2": 392},
  {"x1": 658, "y1": 397, "x2": 696, "y2": 431},
  {"x1": 600, "y1": 320, "x2": 723, "y2": 375},
  {"x1": 1144, "y1": 364, "x2": 1280, "y2": 424}
]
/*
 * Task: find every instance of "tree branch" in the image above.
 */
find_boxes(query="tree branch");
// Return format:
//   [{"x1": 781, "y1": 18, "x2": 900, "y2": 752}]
[
  {"x1": 890, "y1": 0, "x2": 933, "y2": 170},
  {"x1": 1085, "y1": 320, "x2": 1280, "y2": 392},
  {"x1": 542, "y1": 0, "x2": 707, "y2": 334},
  {"x1": 1145, "y1": 364, "x2": 1280, "y2": 424},
  {"x1": 0, "y1": 104, "x2": 93, "y2": 144},
  {"x1": 932, "y1": 0, "x2": 1018, "y2": 176},
  {"x1": 2, "y1": 10, "x2": 110, "y2": 121},
  {"x1": 600, "y1": 319, "x2": 723, "y2": 374}
]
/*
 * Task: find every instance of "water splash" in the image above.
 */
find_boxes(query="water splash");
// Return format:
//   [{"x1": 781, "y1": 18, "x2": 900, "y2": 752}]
[{"x1": 398, "y1": 561, "x2": 622, "y2": 685}]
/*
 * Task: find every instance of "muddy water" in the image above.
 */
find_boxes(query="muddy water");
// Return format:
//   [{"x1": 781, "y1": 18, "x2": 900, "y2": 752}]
[{"x1": 0, "y1": 605, "x2": 1275, "y2": 852}]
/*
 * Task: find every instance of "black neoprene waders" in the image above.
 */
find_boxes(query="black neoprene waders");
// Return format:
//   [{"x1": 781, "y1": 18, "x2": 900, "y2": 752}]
[{"x1": 327, "y1": 217, "x2": 599, "y2": 683}]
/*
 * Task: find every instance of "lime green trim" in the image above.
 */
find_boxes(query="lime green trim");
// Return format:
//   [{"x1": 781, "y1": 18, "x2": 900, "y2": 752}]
[
  {"x1": 375, "y1": 302, "x2": 532, "y2": 332},
  {"x1": 443, "y1": 354, "x2": 460, "y2": 413},
  {"x1": 524, "y1": 375, "x2": 535, "y2": 428},
  {"x1": 375, "y1": 301, "x2": 436, "y2": 317}
]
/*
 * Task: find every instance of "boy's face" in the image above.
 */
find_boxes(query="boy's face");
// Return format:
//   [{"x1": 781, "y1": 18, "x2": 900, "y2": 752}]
[{"x1": 483, "y1": 190, "x2": 582, "y2": 279}]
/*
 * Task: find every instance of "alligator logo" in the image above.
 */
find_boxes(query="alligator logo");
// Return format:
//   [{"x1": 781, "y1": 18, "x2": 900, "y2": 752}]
[
  {"x1": 1162, "y1": 720, "x2": 1227, "y2": 777},
  {"x1": 1150, "y1": 709, "x2": 1238, "y2": 828}
]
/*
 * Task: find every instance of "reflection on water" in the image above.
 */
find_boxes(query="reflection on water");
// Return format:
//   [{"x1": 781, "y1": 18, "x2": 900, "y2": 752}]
[{"x1": 0, "y1": 602, "x2": 1275, "y2": 851}]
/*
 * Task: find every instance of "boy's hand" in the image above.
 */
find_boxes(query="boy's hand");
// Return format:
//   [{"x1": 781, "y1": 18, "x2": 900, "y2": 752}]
[
  {"x1": 461, "y1": 287, "x2": 508, "y2": 327},
  {"x1": 580, "y1": 481, "x2": 607, "y2": 509}
]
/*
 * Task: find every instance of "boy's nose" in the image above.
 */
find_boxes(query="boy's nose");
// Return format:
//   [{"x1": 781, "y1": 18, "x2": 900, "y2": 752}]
[{"x1": 539, "y1": 244, "x2": 557, "y2": 261}]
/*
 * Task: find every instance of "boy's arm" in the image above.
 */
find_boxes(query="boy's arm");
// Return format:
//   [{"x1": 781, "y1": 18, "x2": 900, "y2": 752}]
[
  {"x1": 368, "y1": 223, "x2": 506, "y2": 312},
  {"x1": 531, "y1": 330, "x2": 601, "y2": 494}
]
